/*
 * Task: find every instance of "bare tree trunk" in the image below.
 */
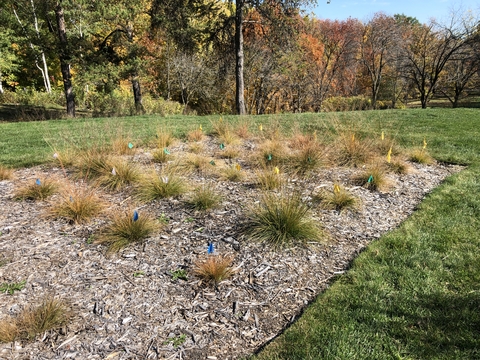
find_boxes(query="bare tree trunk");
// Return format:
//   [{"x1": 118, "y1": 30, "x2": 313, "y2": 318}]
[
  {"x1": 235, "y1": 0, "x2": 246, "y2": 115},
  {"x1": 131, "y1": 73, "x2": 145, "y2": 114},
  {"x1": 13, "y1": 7, "x2": 51, "y2": 93},
  {"x1": 55, "y1": 1, "x2": 75, "y2": 117}
]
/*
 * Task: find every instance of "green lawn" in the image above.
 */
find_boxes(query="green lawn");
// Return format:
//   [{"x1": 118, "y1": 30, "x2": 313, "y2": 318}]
[{"x1": 1, "y1": 108, "x2": 479, "y2": 359}]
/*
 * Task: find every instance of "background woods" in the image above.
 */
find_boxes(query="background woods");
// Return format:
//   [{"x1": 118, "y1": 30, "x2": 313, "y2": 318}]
[{"x1": 0, "y1": 1, "x2": 479, "y2": 117}]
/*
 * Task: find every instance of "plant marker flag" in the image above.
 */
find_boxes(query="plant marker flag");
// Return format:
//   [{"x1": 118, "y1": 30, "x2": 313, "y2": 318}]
[
  {"x1": 35, "y1": 179, "x2": 41, "y2": 185},
  {"x1": 133, "y1": 210, "x2": 139, "y2": 222},
  {"x1": 274, "y1": 166, "x2": 280, "y2": 175},
  {"x1": 208, "y1": 242, "x2": 214, "y2": 254},
  {"x1": 423, "y1": 138, "x2": 427, "y2": 150},
  {"x1": 387, "y1": 147, "x2": 392, "y2": 163},
  {"x1": 368, "y1": 175, "x2": 374, "y2": 183},
  {"x1": 128, "y1": 143, "x2": 134, "y2": 149},
  {"x1": 333, "y1": 183, "x2": 341, "y2": 194}
]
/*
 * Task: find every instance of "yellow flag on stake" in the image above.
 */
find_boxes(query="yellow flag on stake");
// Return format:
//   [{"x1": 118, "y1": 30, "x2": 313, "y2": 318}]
[
  {"x1": 423, "y1": 137, "x2": 427, "y2": 149},
  {"x1": 381, "y1": 131, "x2": 385, "y2": 141},
  {"x1": 333, "y1": 183, "x2": 341, "y2": 194},
  {"x1": 274, "y1": 166, "x2": 280, "y2": 175},
  {"x1": 235, "y1": 163, "x2": 241, "y2": 171},
  {"x1": 387, "y1": 147, "x2": 392, "y2": 163},
  {"x1": 259, "y1": 124, "x2": 263, "y2": 132},
  {"x1": 199, "y1": 124, "x2": 203, "y2": 131}
]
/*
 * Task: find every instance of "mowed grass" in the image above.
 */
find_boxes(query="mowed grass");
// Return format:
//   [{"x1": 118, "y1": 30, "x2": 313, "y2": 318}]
[{"x1": 1, "y1": 108, "x2": 480, "y2": 359}]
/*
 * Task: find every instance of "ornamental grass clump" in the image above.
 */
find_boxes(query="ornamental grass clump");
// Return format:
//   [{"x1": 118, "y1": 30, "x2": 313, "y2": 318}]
[
  {"x1": 96, "y1": 158, "x2": 141, "y2": 191},
  {"x1": 0, "y1": 165, "x2": 13, "y2": 181},
  {"x1": 187, "y1": 127, "x2": 204, "y2": 142},
  {"x1": 137, "y1": 172, "x2": 187, "y2": 201},
  {"x1": 252, "y1": 139, "x2": 287, "y2": 168},
  {"x1": 315, "y1": 184, "x2": 358, "y2": 212},
  {"x1": 256, "y1": 167, "x2": 282, "y2": 190},
  {"x1": 409, "y1": 149, "x2": 434, "y2": 165},
  {"x1": 48, "y1": 186, "x2": 105, "y2": 224},
  {"x1": 288, "y1": 140, "x2": 324, "y2": 176},
  {"x1": 193, "y1": 255, "x2": 234, "y2": 285},
  {"x1": 220, "y1": 163, "x2": 245, "y2": 182},
  {"x1": 353, "y1": 163, "x2": 392, "y2": 191},
  {"x1": 246, "y1": 191, "x2": 323, "y2": 248},
  {"x1": 335, "y1": 133, "x2": 375, "y2": 167},
  {"x1": 0, "y1": 297, "x2": 70, "y2": 343},
  {"x1": 185, "y1": 185, "x2": 222, "y2": 211},
  {"x1": 95, "y1": 210, "x2": 159, "y2": 253},
  {"x1": 14, "y1": 178, "x2": 58, "y2": 201}
]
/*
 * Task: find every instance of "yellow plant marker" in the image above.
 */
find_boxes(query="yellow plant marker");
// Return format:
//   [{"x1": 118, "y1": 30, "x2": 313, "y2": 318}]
[
  {"x1": 274, "y1": 166, "x2": 280, "y2": 175},
  {"x1": 387, "y1": 146, "x2": 392, "y2": 163},
  {"x1": 381, "y1": 131, "x2": 385, "y2": 141},
  {"x1": 333, "y1": 183, "x2": 341, "y2": 194},
  {"x1": 235, "y1": 163, "x2": 241, "y2": 171},
  {"x1": 259, "y1": 124, "x2": 263, "y2": 132},
  {"x1": 199, "y1": 124, "x2": 203, "y2": 131},
  {"x1": 423, "y1": 137, "x2": 427, "y2": 149},
  {"x1": 351, "y1": 134, "x2": 355, "y2": 142}
]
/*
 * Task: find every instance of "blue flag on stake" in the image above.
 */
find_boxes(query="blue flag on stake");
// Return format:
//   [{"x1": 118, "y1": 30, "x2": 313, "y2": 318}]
[
  {"x1": 368, "y1": 175, "x2": 374, "y2": 183},
  {"x1": 208, "y1": 242, "x2": 214, "y2": 254},
  {"x1": 35, "y1": 179, "x2": 41, "y2": 185},
  {"x1": 128, "y1": 143, "x2": 134, "y2": 149},
  {"x1": 133, "y1": 210, "x2": 139, "y2": 222}
]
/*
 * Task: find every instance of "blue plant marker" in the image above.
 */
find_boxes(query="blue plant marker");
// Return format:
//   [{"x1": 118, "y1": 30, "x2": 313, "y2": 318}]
[
  {"x1": 208, "y1": 242, "x2": 214, "y2": 254},
  {"x1": 69, "y1": 196, "x2": 74, "y2": 202},
  {"x1": 164, "y1": 148, "x2": 170, "y2": 155},
  {"x1": 368, "y1": 175, "x2": 374, "y2": 183},
  {"x1": 219, "y1": 143, "x2": 225, "y2": 150},
  {"x1": 133, "y1": 210, "x2": 139, "y2": 222},
  {"x1": 267, "y1": 154, "x2": 272, "y2": 161},
  {"x1": 35, "y1": 179, "x2": 41, "y2": 186},
  {"x1": 209, "y1": 160, "x2": 216, "y2": 166},
  {"x1": 128, "y1": 143, "x2": 134, "y2": 149}
]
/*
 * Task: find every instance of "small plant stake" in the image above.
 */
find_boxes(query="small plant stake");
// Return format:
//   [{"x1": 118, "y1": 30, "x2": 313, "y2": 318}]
[
  {"x1": 423, "y1": 137, "x2": 427, "y2": 150},
  {"x1": 164, "y1": 148, "x2": 170, "y2": 155},
  {"x1": 133, "y1": 210, "x2": 139, "y2": 222},
  {"x1": 381, "y1": 131, "x2": 385, "y2": 141},
  {"x1": 333, "y1": 183, "x2": 341, "y2": 194},
  {"x1": 267, "y1": 154, "x2": 272, "y2": 162},
  {"x1": 111, "y1": 167, "x2": 116, "y2": 176},
  {"x1": 235, "y1": 163, "x2": 241, "y2": 171},
  {"x1": 219, "y1": 143, "x2": 225, "y2": 150},
  {"x1": 387, "y1": 147, "x2": 392, "y2": 163},
  {"x1": 161, "y1": 176, "x2": 169, "y2": 184},
  {"x1": 259, "y1": 124, "x2": 263, "y2": 132},
  {"x1": 209, "y1": 160, "x2": 216, "y2": 166},
  {"x1": 35, "y1": 179, "x2": 41, "y2": 186},
  {"x1": 199, "y1": 124, "x2": 203, "y2": 131},
  {"x1": 208, "y1": 242, "x2": 214, "y2": 254},
  {"x1": 274, "y1": 166, "x2": 280, "y2": 175},
  {"x1": 128, "y1": 143, "x2": 134, "y2": 149},
  {"x1": 368, "y1": 175, "x2": 374, "y2": 184}
]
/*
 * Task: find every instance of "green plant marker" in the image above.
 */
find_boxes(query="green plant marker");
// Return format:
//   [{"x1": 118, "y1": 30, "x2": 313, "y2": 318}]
[
  {"x1": 267, "y1": 154, "x2": 273, "y2": 161},
  {"x1": 368, "y1": 175, "x2": 374, "y2": 183},
  {"x1": 209, "y1": 160, "x2": 216, "y2": 166},
  {"x1": 308, "y1": 156, "x2": 312, "y2": 163},
  {"x1": 164, "y1": 148, "x2": 170, "y2": 155},
  {"x1": 128, "y1": 143, "x2": 134, "y2": 149},
  {"x1": 219, "y1": 143, "x2": 225, "y2": 150}
]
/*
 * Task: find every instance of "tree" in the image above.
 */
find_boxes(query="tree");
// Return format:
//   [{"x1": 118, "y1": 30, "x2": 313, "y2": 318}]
[
  {"x1": 231, "y1": 0, "x2": 316, "y2": 115},
  {"x1": 359, "y1": 13, "x2": 398, "y2": 109},
  {"x1": 399, "y1": 18, "x2": 469, "y2": 108}
]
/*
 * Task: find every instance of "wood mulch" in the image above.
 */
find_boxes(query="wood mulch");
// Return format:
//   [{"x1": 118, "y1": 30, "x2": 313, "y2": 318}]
[{"x1": 0, "y1": 135, "x2": 462, "y2": 359}]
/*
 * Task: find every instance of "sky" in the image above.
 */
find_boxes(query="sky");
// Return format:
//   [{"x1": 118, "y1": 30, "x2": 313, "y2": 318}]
[{"x1": 309, "y1": 0, "x2": 479, "y2": 24}]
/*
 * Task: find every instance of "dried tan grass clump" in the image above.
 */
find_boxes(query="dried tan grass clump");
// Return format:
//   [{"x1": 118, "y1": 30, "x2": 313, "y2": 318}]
[
  {"x1": 315, "y1": 184, "x2": 358, "y2": 212},
  {"x1": 137, "y1": 171, "x2": 188, "y2": 201},
  {"x1": 352, "y1": 163, "x2": 393, "y2": 191},
  {"x1": 14, "y1": 178, "x2": 58, "y2": 201},
  {"x1": 409, "y1": 149, "x2": 434, "y2": 165},
  {"x1": 335, "y1": 133, "x2": 376, "y2": 167},
  {"x1": 193, "y1": 255, "x2": 234, "y2": 284},
  {"x1": 48, "y1": 185, "x2": 105, "y2": 224},
  {"x1": 0, "y1": 298, "x2": 70, "y2": 343},
  {"x1": 0, "y1": 165, "x2": 14, "y2": 181}
]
